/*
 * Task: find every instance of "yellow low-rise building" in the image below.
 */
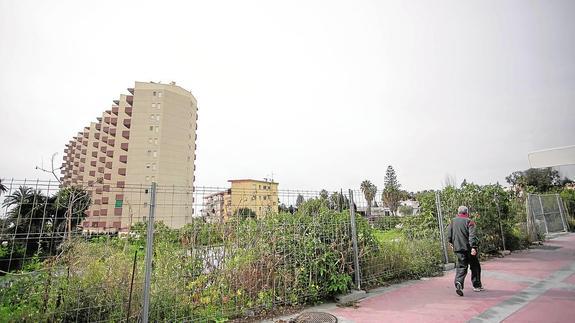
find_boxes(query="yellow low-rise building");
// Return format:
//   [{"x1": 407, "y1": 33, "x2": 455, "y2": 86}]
[{"x1": 203, "y1": 179, "x2": 279, "y2": 222}]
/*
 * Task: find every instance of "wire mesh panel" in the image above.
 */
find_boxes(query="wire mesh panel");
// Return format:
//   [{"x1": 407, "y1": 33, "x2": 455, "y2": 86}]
[
  {"x1": 350, "y1": 189, "x2": 445, "y2": 289},
  {"x1": 147, "y1": 186, "x2": 357, "y2": 322},
  {"x1": 0, "y1": 178, "x2": 536, "y2": 321},
  {"x1": 0, "y1": 179, "x2": 151, "y2": 322},
  {"x1": 527, "y1": 194, "x2": 568, "y2": 236}
]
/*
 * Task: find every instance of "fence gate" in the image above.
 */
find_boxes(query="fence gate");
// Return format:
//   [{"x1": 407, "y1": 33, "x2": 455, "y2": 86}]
[{"x1": 527, "y1": 193, "x2": 568, "y2": 238}]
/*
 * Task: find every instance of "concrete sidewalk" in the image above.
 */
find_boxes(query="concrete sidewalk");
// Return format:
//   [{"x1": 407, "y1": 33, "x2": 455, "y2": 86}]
[{"x1": 269, "y1": 233, "x2": 575, "y2": 323}]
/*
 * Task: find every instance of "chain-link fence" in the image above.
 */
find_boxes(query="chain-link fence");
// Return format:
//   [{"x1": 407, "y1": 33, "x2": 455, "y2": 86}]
[
  {"x1": 526, "y1": 193, "x2": 569, "y2": 239},
  {"x1": 0, "y1": 179, "x2": 534, "y2": 321}
]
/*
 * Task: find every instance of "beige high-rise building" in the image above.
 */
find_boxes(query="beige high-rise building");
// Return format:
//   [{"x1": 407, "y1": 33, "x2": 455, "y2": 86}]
[{"x1": 61, "y1": 81, "x2": 198, "y2": 232}]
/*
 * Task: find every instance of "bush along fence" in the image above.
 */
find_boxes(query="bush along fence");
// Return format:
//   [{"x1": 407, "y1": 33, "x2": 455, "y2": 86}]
[{"x1": 0, "y1": 179, "x2": 569, "y2": 321}]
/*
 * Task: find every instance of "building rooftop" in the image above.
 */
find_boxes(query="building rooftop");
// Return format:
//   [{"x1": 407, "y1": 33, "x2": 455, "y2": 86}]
[{"x1": 228, "y1": 179, "x2": 278, "y2": 184}]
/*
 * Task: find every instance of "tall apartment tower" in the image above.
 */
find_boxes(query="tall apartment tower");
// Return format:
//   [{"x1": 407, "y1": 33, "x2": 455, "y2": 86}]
[{"x1": 61, "y1": 81, "x2": 198, "y2": 231}]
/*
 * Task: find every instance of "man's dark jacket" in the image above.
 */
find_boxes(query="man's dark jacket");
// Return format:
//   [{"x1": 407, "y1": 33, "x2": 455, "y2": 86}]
[{"x1": 447, "y1": 213, "x2": 478, "y2": 252}]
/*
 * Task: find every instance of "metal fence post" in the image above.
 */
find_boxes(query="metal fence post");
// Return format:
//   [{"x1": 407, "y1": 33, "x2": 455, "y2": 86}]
[
  {"x1": 348, "y1": 190, "x2": 361, "y2": 290},
  {"x1": 494, "y1": 192, "x2": 507, "y2": 251},
  {"x1": 537, "y1": 195, "x2": 549, "y2": 235},
  {"x1": 556, "y1": 194, "x2": 568, "y2": 232},
  {"x1": 435, "y1": 192, "x2": 449, "y2": 264},
  {"x1": 526, "y1": 194, "x2": 533, "y2": 240},
  {"x1": 142, "y1": 182, "x2": 157, "y2": 323}
]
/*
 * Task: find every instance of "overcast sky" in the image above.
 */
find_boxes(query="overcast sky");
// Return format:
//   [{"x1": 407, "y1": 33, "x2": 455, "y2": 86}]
[{"x1": 1, "y1": 0, "x2": 574, "y2": 192}]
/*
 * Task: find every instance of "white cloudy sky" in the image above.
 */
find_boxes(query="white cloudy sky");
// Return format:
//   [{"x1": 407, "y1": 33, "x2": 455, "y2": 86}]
[{"x1": 1, "y1": 0, "x2": 574, "y2": 192}]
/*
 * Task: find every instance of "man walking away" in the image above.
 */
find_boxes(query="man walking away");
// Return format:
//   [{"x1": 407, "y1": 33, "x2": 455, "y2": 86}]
[{"x1": 447, "y1": 206, "x2": 483, "y2": 296}]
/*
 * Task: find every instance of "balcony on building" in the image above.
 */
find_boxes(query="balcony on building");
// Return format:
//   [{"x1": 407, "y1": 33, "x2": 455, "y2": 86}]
[
  {"x1": 111, "y1": 118, "x2": 117, "y2": 126},
  {"x1": 100, "y1": 209, "x2": 108, "y2": 216},
  {"x1": 114, "y1": 208, "x2": 122, "y2": 216},
  {"x1": 112, "y1": 106, "x2": 119, "y2": 115},
  {"x1": 118, "y1": 168, "x2": 126, "y2": 176},
  {"x1": 89, "y1": 170, "x2": 96, "y2": 176},
  {"x1": 120, "y1": 143, "x2": 128, "y2": 152},
  {"x1": 107, "y1": 139, "x2": 115, "y2": 147},
  {"x1": 113, "y1": 100, "x2": 119, "y2": 105},
  {"x1": 95, "y1": 133, "x2": 100, "y2": 140},
  {"x1": 95, "y1": 124, "x2": 101, "y2": 131},
  {"x1": 105, "y1": 161, "x2": 112, "y2": 169},
  {"x1": 109, "y1": 128, "x2": 116, "y2": 136},
  {"x1": 123, "y1": 118, "x2": 131, "y2": 129},
  {"x1": 93, "y1": 142, "x2": 99, "y2": 148},
  {"x1": 100, "y1": 146, "x2": 107, "y2": 153},
  {"x1": 127, "y1": 88, "x2": 134, "y2": 95},
  {"x1": 122, "y1": 131, "x2": 130, "y2": 140},
  {"x1": 98, "y1": 167, "x2": 104, "y2": 173},
  {"x1": 99, "y1": 156, "x2": 106, "y2": 163},
  {"x1": 106, "y1": 150, "x2": 113, "y2": 158},
  {"x1": 119, "y1": 155, "x2": 128, "y2": 163},
  {"x1": 104, "y1": 116, "x2": 110, "y2": 124},
  {"x1": 103, "y1": 126, "x2": 109, "y2": 134},
  {"x1": 80, "y1": 157, "x2": 85, "y2": 163},
  {"x1": 92, "y1": 151, "x2": 98, "y2": 157},
  {"x1": 126, "y1": 95, "x2": 133, "y2": 106},
  {"x1": 125, "y1": 107, "x2": 132, "y2": 116},
  {"x1": 104, "y1": 173, "x2": 111, "y2": 180},
  {"x1": 102, "y1": 197, "x2": 109, "y2": 204}
]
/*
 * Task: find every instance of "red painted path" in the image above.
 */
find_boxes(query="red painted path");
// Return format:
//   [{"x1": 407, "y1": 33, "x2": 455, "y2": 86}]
[{"x1": 328, "y1": 233, "x2": 575, "y2": 323}]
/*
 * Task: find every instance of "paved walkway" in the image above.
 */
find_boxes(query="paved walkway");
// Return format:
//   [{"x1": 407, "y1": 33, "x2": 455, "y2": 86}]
[{"x1": 271, "y1": 233, "x2": 575, "y2": 323}]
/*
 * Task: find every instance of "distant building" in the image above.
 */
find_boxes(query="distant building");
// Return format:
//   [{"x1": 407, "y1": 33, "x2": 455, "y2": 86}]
[
  {"x1": 202, "y1": 190, "x2": 229, "y2": 222},
  {"x1": 202, "y1": 179, "x2": 279, "y2": 222},
  {"x1": 398, "y1": 200, "x2": 420, "y2": 216},
  {"x1": 356, "y1": 206, "x2": 391, "y2": 221},
  {"x1": 61, "y1": 81, "x2": 198, "y2": 232}
]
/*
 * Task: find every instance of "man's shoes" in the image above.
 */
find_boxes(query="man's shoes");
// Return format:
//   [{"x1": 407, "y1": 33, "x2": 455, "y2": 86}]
[
  {"x1": 473, "y1": 286, "x2": 484, "y2": 292},
  {"x1": 456, "y1": 282, "x2": 464, "y2": 296}
]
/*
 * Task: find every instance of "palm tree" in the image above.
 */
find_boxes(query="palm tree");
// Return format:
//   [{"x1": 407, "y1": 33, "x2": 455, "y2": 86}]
[
  {"x1": 360, "y1": 180, "x2": 377, "y2": 218},
  {"x1": 1, "y1": 186, "x2": 47, "y2": 271},
  {"x1": 0, "y1": 179, "x2": 7, "y2": 196}
]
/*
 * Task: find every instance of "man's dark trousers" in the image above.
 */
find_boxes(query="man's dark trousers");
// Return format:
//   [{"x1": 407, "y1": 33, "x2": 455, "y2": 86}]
[{"x1": 455, "y1": 250, "x2": 481, "y2": 288}]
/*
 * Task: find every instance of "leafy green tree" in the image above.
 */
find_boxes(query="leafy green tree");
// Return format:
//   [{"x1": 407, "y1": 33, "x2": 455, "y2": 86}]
[
  {"x1": 398, "y1": 205, "x2": 414, "y2": 216},
  {"x1": 329, "y1": 191, "x2": 349, "y2": 211},
  {"x1": 382, "y1": 166, "x2": 401, "y2": 215},
  {"x1": 235, "y1": 207, "x2": 256, "y2": 219},
  {"x1": 360, "y1": 180, "x2": 377, "y2": 218},
  {"x1": 296, "y1": 194, "x2": 305, "y2": 207},
  {"x1": 319, "y1": 190, "x2": 329, "y2": 200},
  {"x1": 53, "y1": 186, "x2": 91, "y2": 242},
  {"x1": 506, "y1": 168, "x2": 561, "y2": 194}
]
